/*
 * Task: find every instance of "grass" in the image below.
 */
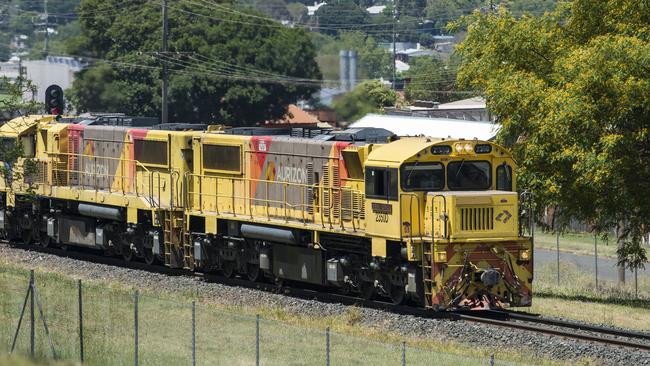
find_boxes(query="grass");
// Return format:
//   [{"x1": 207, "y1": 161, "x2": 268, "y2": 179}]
[
  {"x1": 511, "y1": 261, "x2": 650, "y2": 331},
  {"x1": 0, "y1": 264, "x2": 577, "y2": 366},
  {"x1": 534, "y1": 231, "x2": 619, "y2": 258}
]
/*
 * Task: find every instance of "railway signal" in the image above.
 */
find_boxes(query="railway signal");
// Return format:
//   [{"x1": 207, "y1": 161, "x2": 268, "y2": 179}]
[{"x1": 45, "y1": 84, "x2": 64, "y2": 116}]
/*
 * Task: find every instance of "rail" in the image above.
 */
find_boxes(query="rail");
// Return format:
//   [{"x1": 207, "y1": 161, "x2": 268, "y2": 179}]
[
  {"x1": 38, "y1": 152, "x2": 171, "y2": 209},
  {"x1": 186, "y1": 174, "x2": 365, "y2": 232}
]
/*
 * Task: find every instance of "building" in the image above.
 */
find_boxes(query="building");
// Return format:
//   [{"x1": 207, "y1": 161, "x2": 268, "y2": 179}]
[
  {"x1": 366, "y1": 5, "x2": 387, "y2": 16},
  {"x1": 386, "y1": 97, "x2": 490, "y2": 122},
  {"x1": 350, "y1": 113, "x2": 499, "y2": 140},
  {"x1": 0, "y1": 56, "x2": 86, "y2": 104}
]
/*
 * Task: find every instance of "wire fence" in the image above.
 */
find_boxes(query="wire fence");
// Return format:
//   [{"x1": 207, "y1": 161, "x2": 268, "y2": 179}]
[
  {"x1": 0, "y1": 267, "x2": 524, "y2": 366},
  {"x1": 531, "y1": 225, "x2": 650, "y2": 300}
]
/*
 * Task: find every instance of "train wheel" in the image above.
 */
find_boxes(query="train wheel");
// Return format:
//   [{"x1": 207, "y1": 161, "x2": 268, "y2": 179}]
[
  {"x1": 222, "y1": 261, "x2": 235, "y2": 278},
  {"x1": 21, "y1": 229, "x2": 34, "y2": 245},
  {"x1": 246, "y1": 263, "x2": 261, "y2": 282},
  {"x1": 39, "y1": 234, "x2": 51, "y2": 248},
  {"x1": 122, "y1": 244, "x2": 134, "y2": 262},
  {"x1": 143, "y1": 247, "x2": 155, "y2": 265},
  {"x1": 359, "y1": 281, "x2": 374, "y2": 300},
  {"x1": 389, "y1": 285, "x2": 406, "y2": 305}
]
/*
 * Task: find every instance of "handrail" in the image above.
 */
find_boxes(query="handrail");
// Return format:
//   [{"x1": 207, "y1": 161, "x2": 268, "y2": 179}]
[
  {"x1": 187, "y1": 173, "x2": 365, "y2": 229},
  {"x1": 44, "y1": 151, "x2": 152, "y2": 173}
]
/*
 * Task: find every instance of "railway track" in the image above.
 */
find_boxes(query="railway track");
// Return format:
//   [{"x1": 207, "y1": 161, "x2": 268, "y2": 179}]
[{"x1": 4, "y1": 241, "x2": 650, "y2": 352}]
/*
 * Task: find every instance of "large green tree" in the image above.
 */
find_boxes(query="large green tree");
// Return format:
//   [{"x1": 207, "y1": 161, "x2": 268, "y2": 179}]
[
  {"x1": 404, "y1": 57, "x2": 457, "y2": 103},
  {"x1": 315, "y1": 0, "x2": 370, "y2": 36},
  {"x1": 333, "y1": 80, "x2": 397, "y2": 122},
  {"x1": 454, "y1": 0, "x2": 650, "y2": 282},
  {"x1": 67, "y1": 0, "x2": 321, "y2": 126}
]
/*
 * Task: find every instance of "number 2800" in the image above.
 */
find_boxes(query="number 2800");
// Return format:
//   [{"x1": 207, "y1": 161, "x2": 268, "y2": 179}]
[{"x1": 375, "y1": 213, "x2": 390, "y2": 223}]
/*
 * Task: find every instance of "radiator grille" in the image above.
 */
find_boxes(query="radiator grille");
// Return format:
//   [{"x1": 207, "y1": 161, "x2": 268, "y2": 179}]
[{"x1": 460, "y1": 207, "x2": 494, "y2": 231}]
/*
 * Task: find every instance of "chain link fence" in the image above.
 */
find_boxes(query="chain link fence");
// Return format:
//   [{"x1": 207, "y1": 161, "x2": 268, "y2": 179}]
[{"x1": 0, "y1": 267, "x2": 523, "y2": 366}]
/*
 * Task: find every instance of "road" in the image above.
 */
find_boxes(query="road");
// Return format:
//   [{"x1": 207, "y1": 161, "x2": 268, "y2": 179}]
[{"x1": 534, "y1": 247, "x2": 650, "y2": 282}]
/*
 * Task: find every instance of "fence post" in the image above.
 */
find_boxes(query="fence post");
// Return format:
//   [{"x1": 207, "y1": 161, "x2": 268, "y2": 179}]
[
  {"x1": 635, "y1": 268, "x2": 638, "y2": 298},
  {"x1": 256, "y1": 314, "x2": 260, "y2": 366},
  {"x1": 134, "y1": 290, "x2": 139, "y2": 366},
  {"x1": 490, "y1": 353, "x2": 495, "y2": 366},
  {"x1": 401, "y1": 342, "x2": 406, "y2": 366},
  {"x1": 594, "y1": 234, "x2": 598, "y2": 290},
  {"x1": 30, "y1": 270, "x2": 35, "y2": 358},
  {"x1": 556, "y1": 230, "x2": 560, "y2": 286},
  {"x1": 326, "y1": 327, "x2": 330, "y2": 366},
  {"x1": 192, "y1": 301, "x2": 196, "y2": 366},
  {"x1": 78, "y1": 280, "x2": 84, "y2": 364}
]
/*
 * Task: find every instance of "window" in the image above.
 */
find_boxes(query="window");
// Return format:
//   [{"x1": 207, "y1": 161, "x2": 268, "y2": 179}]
[
  {"x1": 203, "y1": 144, "x2": 241, "y2": 172},
  {"x1": 447, "y1": 161, "x2": 491, "y2": 190},
  {"x1": 134, "y1": 139, "x2": 168, "y2": 166},
  {"x1": 496, "y1": 163, "x2": 513, "y2": 191},
  {"x1": 365, "y1": 167, "x2": 398, "y2": 200},
  {"x1": 401, "y1": 163, "x2": 445, "y2": 191}
]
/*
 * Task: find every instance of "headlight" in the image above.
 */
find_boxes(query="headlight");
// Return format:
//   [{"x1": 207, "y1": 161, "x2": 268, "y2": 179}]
[
  {"x1": 455, "y1": 144, "x2": 464, "y2": 153},
  {"x1": 519, "y1": 249, "x2": 531, "y2": 261},
  {"x1": 464, "y1": 143, "x2": 473, "y2": 153}
]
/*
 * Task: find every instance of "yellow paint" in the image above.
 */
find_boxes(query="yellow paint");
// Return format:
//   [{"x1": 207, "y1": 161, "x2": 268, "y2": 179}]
[{"x1": 371, "y1": 237, "x2": 387, "y2": 257}]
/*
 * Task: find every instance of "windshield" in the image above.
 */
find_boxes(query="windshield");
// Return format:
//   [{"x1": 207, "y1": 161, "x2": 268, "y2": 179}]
[
  {"x1": 447, "y1": 161, "x2": 491, "y2": 190},
  {"x1": 401, "y1": 163, "x2": 445, "y2": 191}
]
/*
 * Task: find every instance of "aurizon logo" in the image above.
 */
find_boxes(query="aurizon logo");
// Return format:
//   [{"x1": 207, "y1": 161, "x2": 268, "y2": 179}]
[{"x1": 265, "y1": 161, "x2": 276, "y2": 181}]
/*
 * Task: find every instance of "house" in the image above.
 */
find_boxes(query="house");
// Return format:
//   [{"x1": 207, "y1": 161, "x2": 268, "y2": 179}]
[{"x1": 366, "y1": 5, "x2": 387, "y2": 16}]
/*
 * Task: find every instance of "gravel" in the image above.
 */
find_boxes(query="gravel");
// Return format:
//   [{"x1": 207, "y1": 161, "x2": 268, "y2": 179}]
[{"x1": 1, "y1": 243, "x2": 648, "y2": 365}]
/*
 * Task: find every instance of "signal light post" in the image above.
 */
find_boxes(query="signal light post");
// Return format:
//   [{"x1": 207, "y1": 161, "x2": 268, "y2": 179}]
[{"x1": 45, "y1": 84, "x2": 64, "y2": 117}]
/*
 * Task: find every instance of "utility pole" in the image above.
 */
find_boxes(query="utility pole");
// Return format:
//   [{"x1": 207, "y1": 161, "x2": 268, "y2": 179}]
[
  {"x1": 161, "y1": 0, "x2": 169, "y2": 124},
  {"x1": 392, "y1": 2, "x2": 397, "y2": 90},
  {"x1": 43, "y1": 0, "x2": 49, "y2": 55}
]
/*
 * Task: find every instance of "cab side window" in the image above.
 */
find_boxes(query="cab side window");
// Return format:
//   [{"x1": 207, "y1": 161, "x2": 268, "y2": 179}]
[
  {"x1": 365, "y1": 167, "x2": 398, "y2": 200},
  {"x1": 496, "y1": 164, "x2": 512, "y2": 191}
]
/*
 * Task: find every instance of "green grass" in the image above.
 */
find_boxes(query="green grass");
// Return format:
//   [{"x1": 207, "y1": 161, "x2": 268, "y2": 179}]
[
  {"x1": 511, "y1": 260, "x2": 650, "y2": 331},
  {"x1": 534, "y1": 231, "x2": 618, "y2": 258},
  {"x1": 0, "y1": 265, "x2": 574, "y2": 366}
]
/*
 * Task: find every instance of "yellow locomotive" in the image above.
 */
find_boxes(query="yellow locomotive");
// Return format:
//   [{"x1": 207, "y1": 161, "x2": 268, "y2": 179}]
[{"x1": 0, "y1": 115, "x2": 533, "y2": 310}]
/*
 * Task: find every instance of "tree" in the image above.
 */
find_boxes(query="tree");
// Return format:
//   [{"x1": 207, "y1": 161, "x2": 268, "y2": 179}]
[
  {"x1": 287, "y1": 2, "x2": 308, "y2": 23},
  {"x1": 67, "y1": 0, "x2": 321, "y2": 126},
  {"x1": 404, "y1": 57, "x2": 456, "y2": 103},
  {"x1": 315, "y1": 0, "x2": 370, "y2": 36},
  {"x1": 333, "y1": 80, "x2": 397, "y2": 122},
  {"x1": 0, "y1": 77, "x2": 41, "y2": 120},
  {"x1": 454, "y1": 0, "x2": 650, "y2": 284}
]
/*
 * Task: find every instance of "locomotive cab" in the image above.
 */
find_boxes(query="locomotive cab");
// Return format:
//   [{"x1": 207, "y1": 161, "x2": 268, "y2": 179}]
[{"x1": 364, "y1": 138, "x2": 533, "y2": 310}]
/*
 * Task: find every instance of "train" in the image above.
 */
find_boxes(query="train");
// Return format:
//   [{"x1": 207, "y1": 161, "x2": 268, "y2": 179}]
[{"x1": 0, "y1": 114, "x2": 533, "y2": 310}]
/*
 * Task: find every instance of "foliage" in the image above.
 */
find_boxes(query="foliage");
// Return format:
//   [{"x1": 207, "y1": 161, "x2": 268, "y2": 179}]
[
  {"x1": 312, "y1": 31, "x2": 392, "y2": 83},
  {"x1": 404, "y1": 57, "x2": 456, "y2": 103},
  {"x1": 0, "y1": 77, "x2": 41, "y2": 119},
  {"x1": 333, "y1": 80, "x2": 397, "y2": 122},
  {"x1": 286, "y1": 2, "x2": 308, "y2": 23},
  {"x1": 315, "y1": 0, "x2": 370, "y2": 36},
  {"x1": 67, "y1": 0, "x2": 321, "y2": 126},
  {"x1": 454, "y1": 0, "x2": 650, "y2": 272}
]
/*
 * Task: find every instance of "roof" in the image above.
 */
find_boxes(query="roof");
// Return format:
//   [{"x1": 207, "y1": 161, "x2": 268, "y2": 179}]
[
  {"x1": 367, "y1": 5, "x2": 387, "y2": 14},
  {"x1": 0, "y1": 115, "x2": 56, "y2": 136},
  {"x1": 367, "y1": 137, "x2": 440, "y2": 163},
  {"x1": 437, "y1": 97, "x2": 486, "y2": 109},
  {"x1": 350, "y1": 114, "x2": 500, "y2": 140},
  {"x1": 266, "y1": 104, "x2": 319, "y2": 126},
  {"x1": 307, "y1": 2, "x2": 327, "y2": 16}
]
